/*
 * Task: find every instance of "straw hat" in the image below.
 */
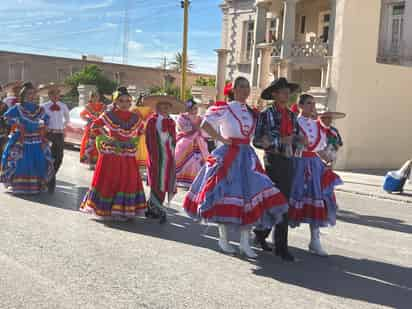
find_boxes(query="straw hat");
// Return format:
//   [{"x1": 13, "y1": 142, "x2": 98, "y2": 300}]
[
  {"x1": 3, "y1": 80, "x2": 23, "y2": 94},
  {"x1": 318, "y1": 111, "x2": 346, "y2": 120},
  {"x1": 37, "y1": 83, "x2": 71, "y2": 97},
  {"x1": 143, "y1": 95, "x2": 185, "y2": 114}
]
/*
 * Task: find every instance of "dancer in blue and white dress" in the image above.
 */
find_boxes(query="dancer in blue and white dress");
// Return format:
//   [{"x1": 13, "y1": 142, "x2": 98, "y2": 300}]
[
  {"x1": 289, "y1": 94, "x2": 343, "y2": 256},
  {"x1": 0, "y1": 82, "x2": 54, "y2": 194},
  {"x1": 183, "y1": 77, "x2": 288, "y2": 258}
]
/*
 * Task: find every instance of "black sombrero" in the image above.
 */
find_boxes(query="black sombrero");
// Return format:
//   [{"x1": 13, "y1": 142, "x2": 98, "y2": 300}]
[{"x1": 261, "y1": 78, "x2": 300, "y2": 100}]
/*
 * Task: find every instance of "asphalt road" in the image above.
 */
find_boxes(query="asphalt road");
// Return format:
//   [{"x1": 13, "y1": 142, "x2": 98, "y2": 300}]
[{"x1": 0, "y1": 149, "x2": 411, "y2": 309}]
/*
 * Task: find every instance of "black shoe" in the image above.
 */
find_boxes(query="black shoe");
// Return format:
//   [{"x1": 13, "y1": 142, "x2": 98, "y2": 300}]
[
  {"x1": 48, "y1": 176, "x2": 56, "y2": 194},
  {"x1": 159, "y1": 211, "x2": 167, "y2": 224},
  {"x1": 145, "y1": 207, "x2": 160, "y2": 219},
  {"x1": 275, "y1": 248, "x2": 295, "y2": 262},
  {"x1": 254, "y1": 230, "x2": 272, "y2": 252}
]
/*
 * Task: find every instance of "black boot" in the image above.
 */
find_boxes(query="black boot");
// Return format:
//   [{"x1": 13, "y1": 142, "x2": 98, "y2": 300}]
[
  {"x1": 253, "y1": 229, "x2": 272, "y2": 251},
  {"x1": 145, "y1": 201, "x2": 161, "y2": 219},
  {"x1": 48, "y1": 175, "x2": 56, "y2": 194},
  {"x1": 274, "y1": 219, "x2": 295, "y2": 262},
  {"x1": 274, "y1": 247, "x2": 295, "y2": 262},
  {"x1": 159, "y1": 210, "x2": 167, "y2": 224}
]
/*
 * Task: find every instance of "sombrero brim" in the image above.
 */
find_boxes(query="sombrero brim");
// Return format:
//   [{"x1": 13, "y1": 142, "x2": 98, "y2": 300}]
[
  {"x1": 261, "y1": 82, "x2": 300, "y2": 100},
  {"x1": 143, "y1": 95, "x2": 185, "y2": 114},
  {"x1": 319, "y1": 112, "x2": 346, "y2": 119},
  {"x1": 37, "y1": 84, "x2": 71, "y2": 96},
  {"x1": 3, "y1": 80, "x2": 23, "y2": 93}
]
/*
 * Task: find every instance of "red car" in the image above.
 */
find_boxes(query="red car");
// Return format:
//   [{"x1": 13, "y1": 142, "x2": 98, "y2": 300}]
[{"x1": 64, "y1": 106, "x2": 86, "y2": 146}]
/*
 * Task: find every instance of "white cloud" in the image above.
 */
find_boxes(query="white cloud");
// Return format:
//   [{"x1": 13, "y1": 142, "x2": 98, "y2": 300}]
[
  {"x1": 135, "y1": 29, "x2": 143, "y2": 33},
  {"x1": 128, "y1": 40, "x2": 144, "y2": 52},
  {"x1": 103, "y1": 22, "x2": 117, "y2": 28},
  {"x1": 80, "y1": 0, "x2": 113, "y2": 11}
]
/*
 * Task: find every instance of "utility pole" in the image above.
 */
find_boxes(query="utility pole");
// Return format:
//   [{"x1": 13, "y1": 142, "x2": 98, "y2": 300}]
[
  {"x1": 163, "y1": 56, "x2": 167, "y2": 89},
  {"x1": 122, "y1": 0, "x2": 130, "y2": 64},
  {"x1": 180, "y1": 0, "x2": 190, "y2": 101}
]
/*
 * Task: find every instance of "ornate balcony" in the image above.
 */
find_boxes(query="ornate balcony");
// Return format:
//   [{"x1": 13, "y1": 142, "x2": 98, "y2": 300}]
[
  {"x1": 291, "y1": 38, "x2": 328, "y2": 57},
  {"x1": 271, "y1": 37, "x2": 329, "y2": 67}
]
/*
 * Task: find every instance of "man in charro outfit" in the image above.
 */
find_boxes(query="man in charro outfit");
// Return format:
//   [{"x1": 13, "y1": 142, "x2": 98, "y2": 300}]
[{"x1": 253, "y1": 78, "x2": 302, "y2": 262}]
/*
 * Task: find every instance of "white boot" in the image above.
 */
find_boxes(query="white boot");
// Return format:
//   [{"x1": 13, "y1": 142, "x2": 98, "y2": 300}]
[
  {"x1": 309, "y1": 225, "x2": 328, "y2": 256},
  {"x1": 218, "y1": 224, "x2": 236, "y2": 254},
  {"x1": 239, "y1": 227, "x2": 258, "y2": 259}
]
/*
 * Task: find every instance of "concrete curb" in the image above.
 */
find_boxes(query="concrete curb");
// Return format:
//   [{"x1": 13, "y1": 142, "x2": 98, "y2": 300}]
[{"x1": 336, "y1": 188, "x2": 412, "y2": 204}]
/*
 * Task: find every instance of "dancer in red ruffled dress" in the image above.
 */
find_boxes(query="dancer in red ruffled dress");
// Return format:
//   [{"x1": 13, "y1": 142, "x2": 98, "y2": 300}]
[
  {"x1": 80, "y1": 87, "x2": 146, "y2": 221},
  {"x1": 79, "y1": 91, "x2": 105, "y2": 170}
]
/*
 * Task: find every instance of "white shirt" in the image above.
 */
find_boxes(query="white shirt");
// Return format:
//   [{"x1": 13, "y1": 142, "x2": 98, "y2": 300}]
[
  {"x1": 203, "y1": 101, "x2": 255, "y2": 139},
  {"x1": 41, "y1": 101, "x2": 70, "y2": 131},
  {"x1": 298, "y1": 116, "x2": 327, "y2": 152}
]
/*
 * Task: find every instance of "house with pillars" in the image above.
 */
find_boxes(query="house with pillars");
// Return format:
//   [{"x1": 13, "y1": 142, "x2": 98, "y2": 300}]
[{"x1": 215, "y1": 0, "x2": 412, "y2": 170}]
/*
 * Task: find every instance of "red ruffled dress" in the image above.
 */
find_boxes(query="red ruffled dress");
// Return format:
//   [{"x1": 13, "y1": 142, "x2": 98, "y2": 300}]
[
  {"x1": 80, "y1": 102, "x2": 105, "y2": 165},
  {"x1": 80, "y1": 109, "x2": 146, "y2": 219}
]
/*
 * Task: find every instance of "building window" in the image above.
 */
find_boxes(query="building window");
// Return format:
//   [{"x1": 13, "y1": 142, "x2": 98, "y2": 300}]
[
  {"x1": 242, "y1": 21, "x2": 254, "y2": 62},
  {"x1": 389, "y1": 3, "x2": 405, "y2": 55},
  {"x1": 318, "y1": 11, "x2": 331, "y2": 43},
  {"x1": 56, "y1": 68, "x2": 69, "y2": 82},
  {"x1": 267, "y1": 18, "x2": 278, "y2": 42},
  {"x1": 300, "y1": 16, "x2": 306, "y2": 34},
  {"x1": 377, "y1": 1, "x2": 407, "y2": 64},
  {"x1": 9, "y1": 62, "x2": 24, "y2": 81}
]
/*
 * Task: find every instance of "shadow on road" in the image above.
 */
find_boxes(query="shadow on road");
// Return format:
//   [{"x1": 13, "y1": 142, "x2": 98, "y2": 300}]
[
  {"x1": 8, "y1": 180, "x2": 412, "y2": 308},
  {"x1": 10, "y1": 180, "x2": 88, "y2": 211},
  {"x1": 100, "y1": 209, "x2": 222, "y2": 252},
  {"x1": 337, "y1": 209, "x2": 412, "y2": 234},
  {"x1": 101, "y1": 210, "x2": 412, "y2": 309},
  {"x1": 253, "y1": 247, "x2": 412, "y2": 309}
]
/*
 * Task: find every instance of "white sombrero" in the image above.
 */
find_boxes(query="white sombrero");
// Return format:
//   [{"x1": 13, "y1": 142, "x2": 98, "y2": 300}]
[{"x1": 318, "y1": 111, "x2": 346, "y2": 120}]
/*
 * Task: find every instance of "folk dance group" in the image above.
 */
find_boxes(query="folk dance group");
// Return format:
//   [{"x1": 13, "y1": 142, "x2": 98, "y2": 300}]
[{"x1": 0, "y1": 76, "x2": 345, "y2": 260}]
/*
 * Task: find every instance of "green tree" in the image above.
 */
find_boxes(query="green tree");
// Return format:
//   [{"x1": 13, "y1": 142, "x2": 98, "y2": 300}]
[
  {"x1": 195, "y1": 77, "x2": 216, "y2": 87},
  {"x1": 149, "y1": 84, "x2": 191, "y2": 101},
  {"x1": 169, "y1": 52, "x2": 194, "y2": 73},
  {"x1": 65, "y1": 64, "x2": 117, "y2": 98}
]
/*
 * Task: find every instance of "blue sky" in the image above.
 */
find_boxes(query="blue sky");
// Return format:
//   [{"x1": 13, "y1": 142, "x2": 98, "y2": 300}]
[{"x1": 0, "y1": 0, "x2": 222, "y2": 74}]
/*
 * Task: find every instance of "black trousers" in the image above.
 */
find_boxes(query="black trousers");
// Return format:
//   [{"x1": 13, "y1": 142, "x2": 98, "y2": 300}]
[
  {"x1": 260, "y1": 153, "x2": 294, "y2": 252},
  {"x1": 207, "y1": 139, "x2": 216, "y2": 153},
  {"x1": 47, "y1": 132, "x2": 65, "y2": 174}
]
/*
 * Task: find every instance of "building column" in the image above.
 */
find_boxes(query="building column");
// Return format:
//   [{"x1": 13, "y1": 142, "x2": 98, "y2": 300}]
[
  {"x1": 77, "y1": 84, "x2": 97, "y2": 107},
  {"x1": 250, "y1": 1, "x2": 271, "y2": 87},
  {"x1": 401, "y1": 0, "x2": 412, "y2": 64},
  {"x1": 215, "y1": 49, "x2": 229, "y2": 101},
  {"x1": 220, "y1": 4, "x2": 230, "y2": 50},
  {"x1": 327, "y1": 0, "x2": 337, "y2": 56},
  {"x1": 256, "y1": 43, "x2": 274, "y2": 89},
  {"x1": 281, "y1": 0, "x2": 299, "y2": 59}
]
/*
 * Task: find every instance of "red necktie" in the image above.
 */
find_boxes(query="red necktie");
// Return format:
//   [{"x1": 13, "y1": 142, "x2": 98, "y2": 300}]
[
  {"x1": 162, "y1": 118, "x2": 174, "y2": 133},
  {"x1": 50, "y1": 102, "x2": 61, "y2": 111}
]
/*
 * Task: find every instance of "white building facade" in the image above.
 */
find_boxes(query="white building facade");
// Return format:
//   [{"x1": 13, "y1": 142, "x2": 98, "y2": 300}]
[{"x1": 216, "y1": 0, "x2": 412, "y2": 170}]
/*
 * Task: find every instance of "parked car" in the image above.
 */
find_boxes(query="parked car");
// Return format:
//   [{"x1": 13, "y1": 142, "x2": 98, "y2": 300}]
[{"x1": 64, "y1": 106, "x2": 86, "y2": 147}]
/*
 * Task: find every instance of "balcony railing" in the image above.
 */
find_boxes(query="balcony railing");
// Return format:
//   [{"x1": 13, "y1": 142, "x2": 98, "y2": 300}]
[
  {"x1": 271, "y1": 41, "x2": 282, "y2": 58},
  {"x1": 271, "y1": 37, "x2": 329, "y2": 59},
  {"x1": 291, "y1": 38, "x2": 328, "y2": 57}
]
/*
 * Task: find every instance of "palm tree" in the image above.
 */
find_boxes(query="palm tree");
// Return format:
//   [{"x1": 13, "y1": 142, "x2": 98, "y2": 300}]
[{"x1": 169, "y1": 52, "x2": 194, "y2": 73}]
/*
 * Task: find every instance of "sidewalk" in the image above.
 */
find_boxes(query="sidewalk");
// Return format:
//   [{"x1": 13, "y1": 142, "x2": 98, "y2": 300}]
[
  {"x1": 255, "y1": 149, "x2": 412, "y2": 204},
  {"x1": 336, "y1": 171, "x2": 412, "y2": 204}
]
